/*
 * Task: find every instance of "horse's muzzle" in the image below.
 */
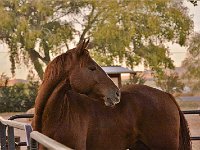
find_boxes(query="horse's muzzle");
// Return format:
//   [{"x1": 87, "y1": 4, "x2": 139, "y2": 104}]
[{"x1": 104, "y1": 91, "x2": 121, "y2": 107}]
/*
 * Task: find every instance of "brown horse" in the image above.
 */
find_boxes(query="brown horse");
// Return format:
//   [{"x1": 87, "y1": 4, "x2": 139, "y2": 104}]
[
  {"x1": 33, "y1": 39, "x2": 191, "y2": 149},
  {"x1": 32, "y1": 40, "x2": 120, "y2": 132},
  {"x1": 40, "y1": 79, "x2": 191, "y2": 150}
]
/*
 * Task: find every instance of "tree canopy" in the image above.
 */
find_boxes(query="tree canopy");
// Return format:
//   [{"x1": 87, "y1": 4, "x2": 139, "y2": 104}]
[
  {"x1": 182, "y1": 33, "x2": 200, "y2": 92},
  {"x1": 0, "y1": 0, "x2": 193, "y2": 80},
  {"x1": 155, "y1": 72, "x2": 184, "y2": 94}
]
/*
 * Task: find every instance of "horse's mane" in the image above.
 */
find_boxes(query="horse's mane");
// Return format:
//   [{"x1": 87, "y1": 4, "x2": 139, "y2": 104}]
[
  {"x1": 42, "y1": 48, "x2": 90, "y2": 82},
  {"x1": 43, "y1": 51, "x2": 72, "y2": 82},
  {"x1": 33, "y1": 51, "x2": 72, "y2": 131}
]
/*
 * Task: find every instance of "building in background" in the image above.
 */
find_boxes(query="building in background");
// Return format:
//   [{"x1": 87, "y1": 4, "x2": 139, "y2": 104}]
[{"x1": 102, "y1": 66, "x2": 135, "y2": 87}]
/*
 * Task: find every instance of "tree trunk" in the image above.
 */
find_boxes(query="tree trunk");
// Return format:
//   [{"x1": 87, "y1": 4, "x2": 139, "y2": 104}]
[{"x1": 28, "y1": 50, "x2": 44, "y2": 80}]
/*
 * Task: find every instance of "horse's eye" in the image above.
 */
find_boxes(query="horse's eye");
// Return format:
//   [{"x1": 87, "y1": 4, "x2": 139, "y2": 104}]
[{"x1": 88, "y1": 66, "x2": 97, "y2": 71}]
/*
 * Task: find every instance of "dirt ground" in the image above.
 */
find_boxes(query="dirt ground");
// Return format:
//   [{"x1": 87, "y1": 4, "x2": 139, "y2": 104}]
[{"x1": 0, "y1": 112, "x2": 200, "y2": 150}]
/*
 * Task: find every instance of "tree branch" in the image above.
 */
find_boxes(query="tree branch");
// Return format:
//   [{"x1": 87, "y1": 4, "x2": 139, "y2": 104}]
[
  {"x1": 28, "y1": 50, "x2": 44, "y2": 80},
  {"x1": 79, "y1": 5, "x2": 102, "y2": 42},
  {"x1": 29, "y1": 48, "x2": 49, "y2": 64}
]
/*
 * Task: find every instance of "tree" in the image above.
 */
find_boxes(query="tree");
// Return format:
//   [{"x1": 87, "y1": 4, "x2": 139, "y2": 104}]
[
  {"x1": 0, "y1": 0, "x2": 193, "y2": 80},
  {"x1": 189, "y1": 0, "x2": 198, "y2": 6},
  {"x1": 0, "y1": 81, "x2": 39, "y2": 112},
  {"x1": 182, "y1": 33, "x2": 200, "y2": 92},
  {"x1": 123, "y1": 73, "x2": 146, "y2": 85},
  {"x1": 0, "y1": 0, "x2": 75, "y2": 79},
  {"x1": 155, "y1": 72, "x2": 184, "y2": 94}
]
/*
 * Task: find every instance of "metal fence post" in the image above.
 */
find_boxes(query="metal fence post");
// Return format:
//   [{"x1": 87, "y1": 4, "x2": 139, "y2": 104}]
[
  {"x1": 24, "y1": 124, "x2": 33, "y2": 149},
  {"x1": 30, "y1": 138, "x2": 38, "y2": 150},
  {"x1": 7, "y1": 126, "x2": 15, "y2": 150},
  {"x1": 0, "y1": 122, "x2": 7, "y2": 150}
]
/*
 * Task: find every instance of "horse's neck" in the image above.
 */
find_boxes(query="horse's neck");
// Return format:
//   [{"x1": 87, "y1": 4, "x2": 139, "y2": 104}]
[
  {"x1": 44, "y1": 80, "x2": 69, "y2": 117},
  {"x1": 42, "y1": 85, "x2": 90, "y2": 127},
  {"x1": 33, "y1": 76, "x2": 68, "y2": 131},
  {"x1": 36, "y1": 52, "x2": 71, "y2": 110},
  {"x1": 36, "y1": 77, "x2": 64, "y2": 107},
  {"x1": 42, "y1": 89, "x2": 91, "y2": 148}
]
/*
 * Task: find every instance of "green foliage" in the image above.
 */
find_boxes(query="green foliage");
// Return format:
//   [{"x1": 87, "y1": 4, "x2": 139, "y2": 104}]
[
  {"x1": 182, "y1": 33, "x2": 200, "y2": 92},
  {"x1": 0, "y1": 81, "x2": 39, "y2": 112},
  {"x1": 0, "y1": 0, "x2": 193, "y2": 80},
  {"x1": 155, "y1": 72, "x2": 184, "y2": 94},
  {"x1": 0, "y1": 0, "x2": 74, "y2": 79},
  {"x1": 91, "y1": 0, "x2": 192, "y2": 71}
]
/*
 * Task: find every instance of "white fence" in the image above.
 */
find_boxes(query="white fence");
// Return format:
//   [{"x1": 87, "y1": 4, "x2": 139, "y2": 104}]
[{"x1": 0, "y1": 115, "x2": 73, "y2": 150}]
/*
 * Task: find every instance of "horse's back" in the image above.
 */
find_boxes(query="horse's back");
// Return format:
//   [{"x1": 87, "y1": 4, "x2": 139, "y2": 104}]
[
  {"x1": 121, "y1": 84, "x2": 180, "y2": 149},
  {"x1": 121, "y1": 84, "x2": 179, "y2": 114},
  {"x1": 121, "y1": 84, "x2": 170, "y2": 98},
  {"x1": 121, "y1": 84, "x2": 180, "y2": 125}
]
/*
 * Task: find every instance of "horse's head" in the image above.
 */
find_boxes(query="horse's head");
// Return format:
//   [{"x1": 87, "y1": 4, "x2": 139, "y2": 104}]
[
  {"x1": 43, "y1": 39, "x2": 120, "y2": 107},
  {"x1": 68, "y1": 40, "x2": 120, "y2": 107}
]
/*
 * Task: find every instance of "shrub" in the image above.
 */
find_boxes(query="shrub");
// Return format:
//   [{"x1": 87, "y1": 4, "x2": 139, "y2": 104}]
[{"x1": 0, "y1": 81, "x2": 39, "y2": 113}]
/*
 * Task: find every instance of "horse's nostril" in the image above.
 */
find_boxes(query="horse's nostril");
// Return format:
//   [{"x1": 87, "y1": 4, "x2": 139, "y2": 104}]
[{"x1": 116, "y1": 91, "x2": 120, "y2": 97}]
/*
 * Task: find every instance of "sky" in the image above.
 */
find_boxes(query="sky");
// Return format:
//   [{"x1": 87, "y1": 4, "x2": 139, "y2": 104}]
[{"x1": 0, "y1": 1, "x2": 200, "y2": 79}]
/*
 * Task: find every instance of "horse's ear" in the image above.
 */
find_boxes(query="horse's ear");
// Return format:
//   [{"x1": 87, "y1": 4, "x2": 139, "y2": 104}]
[
  {"x1": 76, "y1": 39, "x2": 90, "y2": 56},
  {"x1": 84, "y1": 39, "x2": 90, "y2": 49}
]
